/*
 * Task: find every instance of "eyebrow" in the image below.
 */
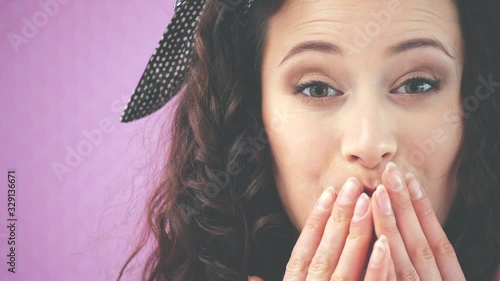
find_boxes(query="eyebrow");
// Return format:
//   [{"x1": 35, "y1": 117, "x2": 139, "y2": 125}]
[
  {"x1": 278, "y1": 38, "x2": 454, "y2": 66},
  {"x1": 278, "y1": 41, "x2": 343, "y2": 66},
  {"x1": 387, "y1": 38, "x2": 454, "y2": 58}
]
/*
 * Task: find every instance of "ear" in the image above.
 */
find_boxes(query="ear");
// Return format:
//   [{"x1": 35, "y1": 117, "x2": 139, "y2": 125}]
[{"x1": 248, "y1": 276, "x2": 265, "y2": 281}]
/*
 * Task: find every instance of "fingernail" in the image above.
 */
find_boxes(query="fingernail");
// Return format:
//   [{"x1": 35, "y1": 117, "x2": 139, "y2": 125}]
[
  {"x1": 369, "y1": 237, "x2": 387, "y2": 268},
  {"x1": 316, "y1": 186, "x2": 335, "y2": 210},
  {"x1": 352, "y1": 193, "x2": 369, "y2": 221},
  {"x1": 385, "y1": 161, "x2": 397, "y2": 171},
  {"x1": 405, "y1": 173, "x2": 423, "y2": 199},
  {"x1": 386, "y1": 162, "x2": 404, "y2": 191},
  {"x1": 379, "y1": 234, "x2": 388, "y2": 246},
  {"x1": 338, "y1": 177, "x2": 360, "y2": 203},
  {"x1": 375, "y1": 184, "x2": 392, "y2": 215}
]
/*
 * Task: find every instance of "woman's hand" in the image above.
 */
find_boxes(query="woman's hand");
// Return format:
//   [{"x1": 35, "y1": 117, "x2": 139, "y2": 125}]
[
  {"x1": 280, "y1": 178, "x2": 392, "y2": 280},
  {"x1": 371, "y1": 162, "x2": 466, "y2": 281}
]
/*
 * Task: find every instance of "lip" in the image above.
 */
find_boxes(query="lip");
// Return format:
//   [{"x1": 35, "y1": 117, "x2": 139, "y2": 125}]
[{"x1": 363, "y1": 185, "x2": 377, "y2": 197}]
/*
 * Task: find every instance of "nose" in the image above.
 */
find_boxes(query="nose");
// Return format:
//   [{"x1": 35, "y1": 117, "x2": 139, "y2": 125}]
[{"x1": 340, "y1": 93, "x2": 397, "y2": 170}]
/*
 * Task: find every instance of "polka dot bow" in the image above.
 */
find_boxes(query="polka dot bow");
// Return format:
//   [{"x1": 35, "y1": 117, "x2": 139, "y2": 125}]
[{"x1": 120, "y1": 0, "x2": 256, "y2": 123}]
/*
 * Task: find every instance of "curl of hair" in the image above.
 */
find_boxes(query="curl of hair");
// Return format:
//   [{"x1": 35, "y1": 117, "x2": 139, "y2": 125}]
[{"x1": 117, "y1": 0, "x2": 500, "y2": 280}]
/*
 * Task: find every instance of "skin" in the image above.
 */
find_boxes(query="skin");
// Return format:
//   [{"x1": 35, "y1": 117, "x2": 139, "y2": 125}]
[{"x1": 253, "y1": 0, "x2": 468, "y2": 279}]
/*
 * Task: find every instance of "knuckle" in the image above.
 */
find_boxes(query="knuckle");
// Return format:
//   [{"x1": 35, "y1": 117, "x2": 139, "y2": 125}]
[
  {"x1": 414, "y1": 243, "x2": 435, "y2": 263},
  {"x1": 330, "y1": 208, "x2": 350, "y2": 227},
  {"x1": 285, "y1": 256, "x2": 308, "y2": 274},
  {"x1": 330, "y1": 275, "x2": 349, "y2": 281},
  {"x1": 435, "y1": 236, "x2": 457, "y2": 259},
  {"x1": 303, "y1": 214, "x2": 325, "y2": 233},
  {"x1": 420, "y1": 200, "x2": 434, "y2": 216},
  {"x1": 397, "y1": 264, "x2": 420, "y2": 281},
  {"x1": 394, "y1": 195, "x2": 414, "y2": 211},
  {"x1": 345, "y1": 228, "x2": 367, "y2": 244},
  {"x1": 308, "y1": 256, "x2": 331, "y2": 275},
  {"x1": 381, "y1": 217, "x2": 399, "y2": 234}
]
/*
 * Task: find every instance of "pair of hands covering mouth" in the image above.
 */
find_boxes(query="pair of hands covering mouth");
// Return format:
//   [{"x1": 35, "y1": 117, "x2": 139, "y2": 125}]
[{"x1": 249, "y1": 162, "x2": 467, "y2": 281}]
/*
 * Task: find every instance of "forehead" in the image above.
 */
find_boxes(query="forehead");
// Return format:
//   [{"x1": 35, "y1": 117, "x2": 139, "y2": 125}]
[{"x1": 263, "y1": 0, "x2": 463, "y2": 65}]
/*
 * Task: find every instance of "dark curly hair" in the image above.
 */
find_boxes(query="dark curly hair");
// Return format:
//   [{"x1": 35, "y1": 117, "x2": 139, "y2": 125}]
[{"x1": 116, "y1": 0, "x2": 500, "y2": 280}]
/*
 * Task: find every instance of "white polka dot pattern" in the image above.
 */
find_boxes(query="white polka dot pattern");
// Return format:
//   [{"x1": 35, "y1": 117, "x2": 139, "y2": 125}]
[{"x1": 120, "y1": 0, "x2": 255, "y2": 123}]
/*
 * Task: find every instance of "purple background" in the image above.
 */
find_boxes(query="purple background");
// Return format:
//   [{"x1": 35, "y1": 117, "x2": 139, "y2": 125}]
[{"x1": 0, "y1": 0, "x2": 178, "y2": 279}]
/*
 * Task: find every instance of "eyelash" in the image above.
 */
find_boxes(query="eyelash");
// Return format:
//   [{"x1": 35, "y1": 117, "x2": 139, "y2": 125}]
[{"x1": 293, "y1": 75, "x2": 441, "y2": 103}]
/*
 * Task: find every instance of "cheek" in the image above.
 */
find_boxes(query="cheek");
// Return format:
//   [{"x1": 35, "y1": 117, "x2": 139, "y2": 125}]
[
  {"x1": 403, "y1": 111, "x2": 463, "y2": 223},
  {"x1": 263, "y1": 103, "x2": 336, "y2": 230},
  {"x1": 404, "y1": 117, "x2": 463, "y2": 169}
]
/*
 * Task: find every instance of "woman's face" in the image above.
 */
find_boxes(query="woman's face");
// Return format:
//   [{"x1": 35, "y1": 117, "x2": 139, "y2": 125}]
[{"x1": 261, "y1": 0, "x2": 464, "y2": 231}]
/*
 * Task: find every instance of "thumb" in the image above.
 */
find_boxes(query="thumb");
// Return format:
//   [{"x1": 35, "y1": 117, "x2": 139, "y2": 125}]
[{"x1": 248, "y1": 276, "x2": 265, "y2": 281}]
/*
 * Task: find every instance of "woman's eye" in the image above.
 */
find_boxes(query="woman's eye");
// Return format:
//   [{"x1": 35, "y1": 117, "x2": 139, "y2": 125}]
[
  {"x1": 294, "y1": 80, "x2": 339, "y2": 98},
  {"x1": 392, "y1": 77, "x2": 441, "y2": 94}
]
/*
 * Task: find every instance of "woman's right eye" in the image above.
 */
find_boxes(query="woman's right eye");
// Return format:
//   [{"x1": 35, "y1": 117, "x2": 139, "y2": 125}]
[{"x1": 294, "y1": 80, "x2": 340, "y2": 98}]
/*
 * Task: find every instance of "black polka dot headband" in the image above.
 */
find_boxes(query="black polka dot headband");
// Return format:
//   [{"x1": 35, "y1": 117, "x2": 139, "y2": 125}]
[{"x1": 120, "y1": 0, "x2": 256, "y2": 123}]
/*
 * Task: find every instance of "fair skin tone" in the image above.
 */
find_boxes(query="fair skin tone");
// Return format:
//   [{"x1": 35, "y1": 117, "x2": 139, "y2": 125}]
[{"x1": 250, "y1": 0, "x2": 469, "y2": 279}]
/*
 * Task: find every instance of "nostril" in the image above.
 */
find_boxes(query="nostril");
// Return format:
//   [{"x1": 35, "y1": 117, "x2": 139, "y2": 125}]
[
  {"x1": 350, "y1": 155, "x2": 360, "y2": 161},
  {"x1": 382, "y1": 152, "x2": 393, "y2": 159}
]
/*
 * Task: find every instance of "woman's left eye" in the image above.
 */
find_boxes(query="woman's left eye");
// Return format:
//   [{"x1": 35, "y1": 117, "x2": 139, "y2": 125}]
[{"x1": 391, "y1": 76, "x2": 441, "y2": 94}]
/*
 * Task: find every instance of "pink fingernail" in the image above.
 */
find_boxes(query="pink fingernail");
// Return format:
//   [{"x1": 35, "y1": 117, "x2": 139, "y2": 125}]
[
  {"x1": 369, "y1": 238, "x2": 386, "y2": 268},
  {"x1": 338, "y1": 177, "x2": 360, "y2": 204},
  {"x1": 352, "y1": 193, "x2": 369, "y2": 221},
  {"x1": 375, "y1": 185, "x2": 392, "y2": 215},
  {"x1": 405, "y1": 173, "x2": 423, "y2": 199},
  {"x1": 316, "y1": 186, "x2": 335, "y2": 210}
]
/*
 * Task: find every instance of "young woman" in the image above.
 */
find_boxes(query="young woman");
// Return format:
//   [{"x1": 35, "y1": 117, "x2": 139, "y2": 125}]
[{"x1": 117, "y1": 0, "x2": 500, "y2": 280}]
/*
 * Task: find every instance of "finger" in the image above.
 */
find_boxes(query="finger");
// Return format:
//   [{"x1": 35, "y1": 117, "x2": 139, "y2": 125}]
[
  {"x1": 283, "y1": 186, "x2": 337, "y2": 281},
  {"x1": 331, "y1": 193, "x2": 373, "y2": 280},
  {"x1": 404, "y1": 173, "x2": 466, "y2": 281},
  {"x1": 363, "y1": 235, "x2": 390, "y2": 281},
  {"x1": 248, "y1": 276, "x2": 265, "y2": 281},
  {"x1": 381, "y1": 162, "x2": 440, "y2": 279},
  {"x1": 388, "y1": 255, "x2": 397, "y2": 281},
  {"x1": 306, "y1": 177, "x2": 362, "y2": 280},
  {"x1": 372, "y1": 184, "x2": 420, "y2": 281}
]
